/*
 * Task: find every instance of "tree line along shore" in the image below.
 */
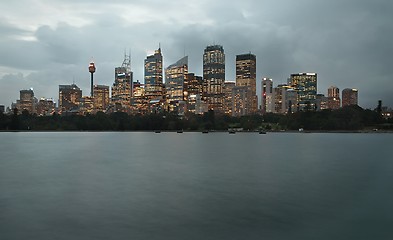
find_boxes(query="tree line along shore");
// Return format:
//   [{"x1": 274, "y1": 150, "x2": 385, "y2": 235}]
[{"x1": 1, "y1": 105, "x2": 392, "y2": 132}]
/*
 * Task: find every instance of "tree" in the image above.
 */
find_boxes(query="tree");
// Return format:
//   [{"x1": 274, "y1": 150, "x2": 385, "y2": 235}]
[{"x1": 9, "y1": 108, "x2": 20, "y2": 130}]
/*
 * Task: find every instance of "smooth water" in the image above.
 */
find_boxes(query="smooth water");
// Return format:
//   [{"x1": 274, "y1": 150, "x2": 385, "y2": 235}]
[{"x1": 0, "y1": 132, "x2": 392, "y2": 240}]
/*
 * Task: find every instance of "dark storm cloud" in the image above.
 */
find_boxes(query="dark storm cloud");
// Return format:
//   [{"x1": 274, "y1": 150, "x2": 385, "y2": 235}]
[{"x1": 0, "y1": 0, "x2": 392, "y2": 108}]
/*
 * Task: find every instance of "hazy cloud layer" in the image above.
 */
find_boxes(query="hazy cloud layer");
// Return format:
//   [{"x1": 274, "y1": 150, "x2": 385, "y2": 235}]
[{"x1": 0, "y1": 0, "x2": 392, "y2": 108}]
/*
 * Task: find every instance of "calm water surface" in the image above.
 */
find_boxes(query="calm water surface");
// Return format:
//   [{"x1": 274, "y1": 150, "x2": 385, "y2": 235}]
[{"x1": 0, "y1": 132, "x2": 392, "y2": 240}]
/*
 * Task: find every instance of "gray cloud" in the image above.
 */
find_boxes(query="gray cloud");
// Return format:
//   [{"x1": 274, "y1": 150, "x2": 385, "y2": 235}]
[{"x1": 0, "y1": 0, "x2": 392, "y2": 108}]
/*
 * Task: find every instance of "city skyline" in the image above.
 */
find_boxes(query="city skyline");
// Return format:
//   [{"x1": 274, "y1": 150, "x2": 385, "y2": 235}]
[
  {"x1": 0, "y1": 0, "x2": 392, "y2": 108},
  {"x1": 0, "y1": 45, "x2": 378, "y2": 112}
]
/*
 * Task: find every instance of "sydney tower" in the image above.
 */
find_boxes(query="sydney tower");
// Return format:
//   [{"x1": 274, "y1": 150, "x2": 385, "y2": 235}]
[{"x1": 89, "y1": 61, "x2": 96, "y2": 97}]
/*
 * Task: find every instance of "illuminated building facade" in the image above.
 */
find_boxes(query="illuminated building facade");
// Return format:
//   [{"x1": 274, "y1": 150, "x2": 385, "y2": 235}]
[
  {"x1": 131, "y1": 80, "x2": 148, "y2": 114},
  {"x1": 236, "y1": 53, "x2": 257, "y2": 113},
  {"x1": 273, "y1": 85, "x2": 286, "y2": 114},
  {"x1": 145, "y1": 47, "x2": 163, "y2": 101},
  {"x1": 274, "y1": 84, "x2": 298, "y2": 114},
  {"x1": 232, "y1": 86, "x2": 252, "y2": 117},
  {"x1": 223, "y1": 82, "x2": 235, "y2": 115},
  {"x1": 112, "y1": 54, "x2": 133, "y2": 110},
  {"x1": 165, "y1": 56, "x2": 188, "y2": 112},
  {"x1": 59, "y1": 84, "x2": 82, "y2": 112},
  {"x1": 79, "y1": 96, "x2": 94, "y2": 115},
  {"x1": 186, "y1": 73, "x2": 203, "y2": 97},
  {"x1": 286, "y1": 88, "x2": 298, "y2": 113},
  {"x1": 203, "y1": 45, "x2": 225, "y2": 112},
  {"x1": 36, "y1": 98, "x2": 55, "y2": 116},
  {"x1": 327, "y1": 86, "x2": 340, "y2": 109},
  {"x1": 93, "y1": 85, "x2": 110, "y2": 112},
  {"x1": 186, "y1": 73, "x2": 204, "y2": 114},
  {"x1": 342, "y1": 88, "x2": 358, "y2": 107},
  {"x1": 289, "y1": 73, "x2": 317, "y2": 111},
  {"x1": 18, "y1": 89, "x2": 36, "y2": 114},
  {"x1": 261, "y1": 77, "x2": 274, "y2": 113}
]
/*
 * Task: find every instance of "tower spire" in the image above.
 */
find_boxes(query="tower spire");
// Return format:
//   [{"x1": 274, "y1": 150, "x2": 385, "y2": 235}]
[{"x1": 88, "y1": 60, "x2": 96, "y2": 97}]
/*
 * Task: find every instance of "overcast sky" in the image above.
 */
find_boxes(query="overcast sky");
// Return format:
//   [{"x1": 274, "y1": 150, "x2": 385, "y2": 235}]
[{"x1": 1, "y1": 0, "x2": 392, "y2": 109}]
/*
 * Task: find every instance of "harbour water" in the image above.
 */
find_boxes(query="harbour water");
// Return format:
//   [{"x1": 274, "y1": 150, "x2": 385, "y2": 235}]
[{"x1": 0, "y1": 132, "x2": 392, "y2": 240}]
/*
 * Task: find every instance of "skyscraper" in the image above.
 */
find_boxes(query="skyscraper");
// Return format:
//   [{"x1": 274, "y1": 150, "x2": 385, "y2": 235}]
[
  {"x1": 273, "y1": 84, "x2": 298, "y2": 114},
  {"x1": 327, "y1": 86, "x2": 340, "y2": 109},
  {"x1": 261, "y1": 77, "x2": 274, "y2": 113},
  {"x1": 79, "y1": 96, "x2": 94, "y2": 115},
  {"x1": 131, "y1": 80, "x2": 148, "y2": 114},
  {"x1": 186, "y1": 73, "x2": 204, "y2": 114},
  {"x1": 59, "y1": 84, "x2": 82, "y2": 112},
  {"x1": 203, "y1": 45, "x2": 225, "y2": 112},
  {"x1": 342, "y1": 88, "x2": 358, "y2": 107},
  {"x1": 18, "y1": 89, "x2": 35, "y2": 114},
  {"x1": 236, "y1": 53, "x2": 257, "y2": 113},
  {"x1": 232, "y1": 86, "x2": 253, "y2": 117},
  {"x1": 36, "y1": 98, "x2": 56, "y2": 116},
  {"x1": 145, "y1": 47, "x2": 163, "y2": 101},
  {"x1": 93, "y1": 85, "x2": 110, "y2": 112},
  {"x1": 223, "y1": 82, "x2": 235, "y2": 115},
  {"x1": 111, "y1": 54, "x2": 133, "y2": 109},
  {"x1": 186, "y1": 73, "x2": 203, "y2": 97},
  {"x1": 165, "y1": 56, "x2": 188, "y2": 112},
  {"x1": 273, "y1": 85, "x2": 286, "y2": 114},
  {"x1": 289, "y1": 73, "x2": 317, "y2": 111}
]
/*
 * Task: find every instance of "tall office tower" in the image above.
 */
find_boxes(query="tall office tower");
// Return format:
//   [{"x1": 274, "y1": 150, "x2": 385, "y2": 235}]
[
  {"x1": 165, "y1": 56, "x2": 188, "y2": 112},
  {"x1": 236, "y1": 53, "x2": 257, "y2": 113},
  {"x1": 18, "y1": 89, "x2": 35, "y2": 114},
  {"x1": 261, "y1": 77, "x2": 274, "y2": 113},
  {"x1": 112, "y1": 54, "x2": 133, "y2": 109},
  {"x1": 273, "y1": 85, "x2": 286, "y2": 114},
  {"x1": 223, "y1": 82, "x2": 235, "y2": 115},
  {"x1": 203, "y1": 45, "x2": 225, "y2": 112},
  {"x1": 289, "y1": 73, "x2": 317, "y2": 111},
  {"x1": 342, "y1": 88, "x2": 358, "y2": 107},
  {"x1": 59, "y1": 84, "x2": 82, "y2": 112},
  {"x1": 273, "y1": 84, "x2": 298, "y2": 114},
  {"x1": 186, "y1": 73, "x2": 204, "y2": 114},
  {"x1": 145, "y1": 47, "x2": 163, "y2": 101},
  {"x1": 232, "y1": 86, "x2": 253, "y2": 117},
  {"x1": 186, "y1": 73, "x2": 203, "y2": 97},
  {"x1": 286, "y1": 88, "x2": 298, "y2": 114},
  {"x1": 79, "y1": 96, "x2": 94, "y2": 115},
  {"x1": 0, "y1": 105, "x2": 5, "y2": 114},
  {"x1": 327, "y1": 86, "x2": 340, "y2": 109},
  {"x1": 93, "y1": 85, "x2": 110, "y2": 112},
  {"x1": 131, "y1": 80, "x2": 148, "y2": 114},
  {"x1": 88, "y1": 61, "x2": 96, "y2": 97},
  {"x1": 36, "y1": 98, "x2": 56, "y2": 116}
]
